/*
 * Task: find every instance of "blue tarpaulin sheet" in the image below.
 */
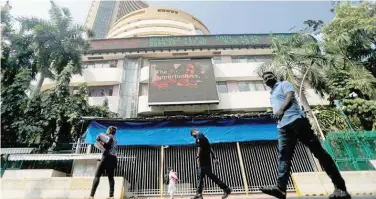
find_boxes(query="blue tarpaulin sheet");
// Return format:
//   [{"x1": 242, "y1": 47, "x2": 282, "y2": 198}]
[{"x1": 83, "y1": 117, "x2": 278, "y2": 146}]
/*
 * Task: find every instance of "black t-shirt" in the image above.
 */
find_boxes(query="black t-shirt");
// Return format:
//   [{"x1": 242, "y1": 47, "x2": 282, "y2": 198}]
[{"x1": 196, "y1": 133, "x2": 212, "y2": 166}]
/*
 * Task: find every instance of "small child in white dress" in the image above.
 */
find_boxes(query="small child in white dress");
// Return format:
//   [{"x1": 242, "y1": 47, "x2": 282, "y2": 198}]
[{"x1": 168, "y1": 167, "x2": 179, "y2": 199}]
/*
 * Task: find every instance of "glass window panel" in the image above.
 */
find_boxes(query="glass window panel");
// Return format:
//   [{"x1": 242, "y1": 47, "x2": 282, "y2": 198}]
[
  {"x1": 238, "y1": 81, "x2": 250, "y2": 92},
  {"x1": 216, "y1": 81, "x2": 228, "y2": 93},
  {"x1": 255, "y1": 81, "x2": 266, "y2": 91},
  {"x1": 248, "y1": 81, "x2": 256, "y2": 91},
  {"x1": 212, "y1": 56, "x2": 222, "y2": 64}
]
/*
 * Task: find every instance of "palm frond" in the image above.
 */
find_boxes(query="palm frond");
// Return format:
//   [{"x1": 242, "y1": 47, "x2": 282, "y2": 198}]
[
  {"x1": 348, "y1": 66, "x2": 376, "y2": 98},
  {"x1": 16, "y1": 17, "x2": 48, "y2": 33},
  {"x1": 48, "y1": 0, "x2": 63, "y2": 26}
]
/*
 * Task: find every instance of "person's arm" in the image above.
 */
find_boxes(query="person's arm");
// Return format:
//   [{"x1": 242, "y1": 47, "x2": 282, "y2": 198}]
[
  {"x1": 280, "y1": 92, "x2": 294, "y2": 112},
  {"x1": 196, "y1": 146, "x2": 202, "y2": 159},
  {"x1": 103, "y1": 136, "x2": 114, "y2": 150}
]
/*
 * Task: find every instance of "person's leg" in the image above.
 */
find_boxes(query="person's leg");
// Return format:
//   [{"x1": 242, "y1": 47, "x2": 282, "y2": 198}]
[
  {"x1": 196, "y1": 165, "x2": 205, "y2": 195},
  {"x1": 203, "y1": 166, "x2": 231, "y2": 199},
  {"x1": 203, "y1": 167, "x2": 228, "y2": 190},
  {"x1": 296, "y1": 118, "x2": 350, "y2": 198},
  {"x1": 90, "y1": 158, "x2": 106, "y2": 197},
  {"x1": 275, "y1": 125, "x2": 298, "y2": 191},
  {"x1": 261, "y1": 123, "x2": 297, "y2": 199},
  {"x1": 106, "y1": 156, "x2": 117, "y2": 198}
]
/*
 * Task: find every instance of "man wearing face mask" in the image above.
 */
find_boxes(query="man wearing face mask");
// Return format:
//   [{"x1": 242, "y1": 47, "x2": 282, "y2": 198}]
[
  {"x1": 190, "y1": 129, "x2": 232, "y2": 199},
  {"x1": 260, "y1": 71, "x2": 351, "y2": 199}
]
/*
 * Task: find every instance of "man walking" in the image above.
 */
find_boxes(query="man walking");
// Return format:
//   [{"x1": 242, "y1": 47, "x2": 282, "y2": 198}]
[
  {"x1": 190, "y1": 129, "x2": 232, "y2": 199},
  {"x1": 260, "y1": 71, "x2": 351, "y2": 199}
]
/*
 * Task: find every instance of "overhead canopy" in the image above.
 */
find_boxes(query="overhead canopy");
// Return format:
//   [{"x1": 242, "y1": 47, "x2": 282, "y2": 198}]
[{"x1": 83, "y1": 117, "x2": 278, "y2": 146}]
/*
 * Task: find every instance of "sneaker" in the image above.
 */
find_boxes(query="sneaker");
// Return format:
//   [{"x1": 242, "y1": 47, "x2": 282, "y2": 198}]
[
  {"x1": 260, "y1": 186, "x2": 286, "y2": 199},
  {"x1": 329, "y1": 188, "x2": 351, "y2": 199},
  {"x1": 191, "y1": 193, "x2": 203, "y2": 199},
  {"x1": 222, "y1": 188, "x2": 232, "y2": 199}
]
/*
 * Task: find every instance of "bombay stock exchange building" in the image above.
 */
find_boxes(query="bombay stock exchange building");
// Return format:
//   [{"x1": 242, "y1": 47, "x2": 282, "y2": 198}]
[
  {"x1": 37, "y1": 5, "x2": 329, "y2": 197},
  {"x1": 85, "y1": 0, "x2": 149, "y2": 39}
]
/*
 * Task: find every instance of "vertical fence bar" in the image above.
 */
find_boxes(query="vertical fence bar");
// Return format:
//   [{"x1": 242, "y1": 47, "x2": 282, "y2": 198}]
[
  {"x1": 236, "y1": 142, "x2": 249, "y2": 195},
  {"x1": 160, "y1": 146, "x2": 165, "y2": 198},
  {"x1": 86, "y1": 144, "x2": 92, "y2": 154}
]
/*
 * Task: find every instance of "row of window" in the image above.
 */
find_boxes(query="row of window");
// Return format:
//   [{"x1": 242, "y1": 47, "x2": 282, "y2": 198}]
[
  {"x1": 213, "y1": 55, "x2": 271, "y2": 64},
  {"x1": 216, "y1": 80, "x2": 268, "y2": 93},
  {"x1": 83, "y1": 55, "x2": 269, "y2": 69},
  {"x1": 71, "y1": 86, "x2": 114, "y2": 97},
  {"x1": 83, "y1": 61, "x2": 117, "y2": 69},
  {"x1": 139, "y1": 80, "x2": 268, "y2": 96}
]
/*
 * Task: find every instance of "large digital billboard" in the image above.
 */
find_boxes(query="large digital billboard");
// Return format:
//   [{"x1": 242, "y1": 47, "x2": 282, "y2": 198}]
[{"x1": 148, "y1": 59, "x2": 219, "y2": 105}]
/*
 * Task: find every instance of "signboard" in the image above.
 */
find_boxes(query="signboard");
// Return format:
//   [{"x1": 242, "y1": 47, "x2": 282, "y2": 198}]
[
  {"x1": 148, "y1": 59, "x2": 219, "y2": 105},
  {"x1": 89, "y1": 33, "x2": 314, "y2": 52}
]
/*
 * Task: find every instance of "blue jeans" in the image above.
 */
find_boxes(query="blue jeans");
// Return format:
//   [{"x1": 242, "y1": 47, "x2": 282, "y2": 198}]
[
  {"x1": 196, "y1": 165, "x2": 228, "y2": 194},
  {"x1": 277, "y1": 118, "x2": 346, "y2": 191}
]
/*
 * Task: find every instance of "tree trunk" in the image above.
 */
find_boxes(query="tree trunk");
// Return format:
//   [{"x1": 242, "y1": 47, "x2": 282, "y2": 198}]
[
  {"x1": 299, "y1": 92, "x2": 312, "y2": 113},
  {"x1": 48, "y1": 117, "x2": 62, "y2": 153},
  {"x1": 33, "y1": 73, "x2": 45, "y2": 97},
  {"x1": 299, "y1": 92, "x2": 325, "y2": 138}
]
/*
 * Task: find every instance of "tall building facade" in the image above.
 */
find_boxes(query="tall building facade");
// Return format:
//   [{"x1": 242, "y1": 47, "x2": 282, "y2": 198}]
[
  {"x1": 106, "y1": 7, "x2": 210, "y2": 38},
  {"x1": 37, "y1": 34, "x2": 325, "y2": 196},
  {"x1": 39, "y1": 34, "x2": 327, "y2": 117},
  {"x1": 85, "y1": 0, "x2": 148, "y2": 39}
]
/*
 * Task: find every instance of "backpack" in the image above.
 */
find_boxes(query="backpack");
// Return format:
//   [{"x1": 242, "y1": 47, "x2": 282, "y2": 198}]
[{"x1": 164, "y1": 174, "x2": 169, "y2": 185}]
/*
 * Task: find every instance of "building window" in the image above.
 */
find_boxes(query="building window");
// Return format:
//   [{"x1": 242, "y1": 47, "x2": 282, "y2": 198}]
[
  {"x1": 139, "y1": 83, "x2": 148, "y2": 96},
  {"x1": 231, "y1": 55, "x2": 271, "y2": 63},
  {"x1": 88, "y1": 86, "x2": 114, "y2": 97},
  {"x1": 237, "y1": 81, "x2": 250, "y2": 92},
  {"x1": 237, "y1": 81, "x2": 267, "y2": 92},
  {"x1": 232, "y1": 56, "x2": 248, "y2": 63},
  {"x1": 216, "y1": 81, "x2": 228, "y2": 93},
  {"x1": 212, "y1": 56, "x2": 222, "y2": 64},
  {"x1": 83, "y1": 60, "x2": 118, "y2": 69},
  {"x1": 255, "y1": 80, "x2": 266, "y2": 91},
  {"x1": 254, "y1": 55, "x2": 270, "y2": 62}
]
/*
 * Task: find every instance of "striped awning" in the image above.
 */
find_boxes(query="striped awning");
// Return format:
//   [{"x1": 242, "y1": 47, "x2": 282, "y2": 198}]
[
  {"x1": 8, "y1": 153, "x2": 102, "y2": 161},
  {"x1": 0, "y1": 148, "x2": 35, "y2": 155}
]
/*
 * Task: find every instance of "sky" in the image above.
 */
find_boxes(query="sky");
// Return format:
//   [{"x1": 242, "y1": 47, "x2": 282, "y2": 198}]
[{"x1": 4, "y1": 0, "x2": 335, "y2": 34}]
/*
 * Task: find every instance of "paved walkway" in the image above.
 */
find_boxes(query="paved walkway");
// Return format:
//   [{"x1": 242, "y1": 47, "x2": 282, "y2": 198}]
[{"x1": 139, "y1": 194, "x2": 375, "y2": 199}]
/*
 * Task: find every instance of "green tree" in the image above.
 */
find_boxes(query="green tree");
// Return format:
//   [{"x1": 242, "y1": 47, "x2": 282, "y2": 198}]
[
  {"x1": 1, "y1": 69, "x2": 33, "y2": 147},
  {"x1": 322, "y1": 1, "x2": 376, "y2": 78},
  {"x1": 1, "y1": 5, "x2": 114, "y2": 150},
  {"x1": 258, "y1": 34, "x2": 337, "y2": 114},
  {"x1": 18, "y1": 0, "x2": 91, "y2": 97}
]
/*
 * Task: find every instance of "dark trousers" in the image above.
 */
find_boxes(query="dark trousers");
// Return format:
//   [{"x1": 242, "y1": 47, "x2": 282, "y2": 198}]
[
  {"x1": 196, "y1": 165, "x2": 228, "y2": 194},
  {"x1": 276, "y1": 118, "x2": 346, "y2": 191},
  {"x1": 90, "y1": 155, "x2": 117, "y2": 197}
]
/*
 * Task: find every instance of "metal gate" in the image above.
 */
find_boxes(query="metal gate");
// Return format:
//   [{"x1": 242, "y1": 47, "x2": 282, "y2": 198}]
[{"x1": 83, "y1": 140, "x2": 317, "y2": 196}]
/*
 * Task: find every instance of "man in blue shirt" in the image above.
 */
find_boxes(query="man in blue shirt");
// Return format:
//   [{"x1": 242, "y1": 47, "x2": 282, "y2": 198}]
[
  {"x1": 260, "y1": 72, "x2": 351, "y2": 199},
  {"x1": 191, "y1": 129, "x2": 232, "y2": 199}
]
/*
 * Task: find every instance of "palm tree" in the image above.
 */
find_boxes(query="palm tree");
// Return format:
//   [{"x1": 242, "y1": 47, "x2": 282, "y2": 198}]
[
  {"x1": 17, "y1": 1, "x2": 91, "y2": 97},
  {"x1": 259, "y1": 34, "x2": 339, "y2": 111}
]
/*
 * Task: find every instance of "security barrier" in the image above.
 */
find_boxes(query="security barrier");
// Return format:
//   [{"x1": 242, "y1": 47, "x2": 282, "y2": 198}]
[
  {"x1": 0, "y1": 177, "x2": 124, "y2": 199},
  {"x1": 292, "y1": 171, "x2": 376, "y2": 197},
  {"x1": 322, "y1": 131, "x2": 376, "y2": 171}
]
